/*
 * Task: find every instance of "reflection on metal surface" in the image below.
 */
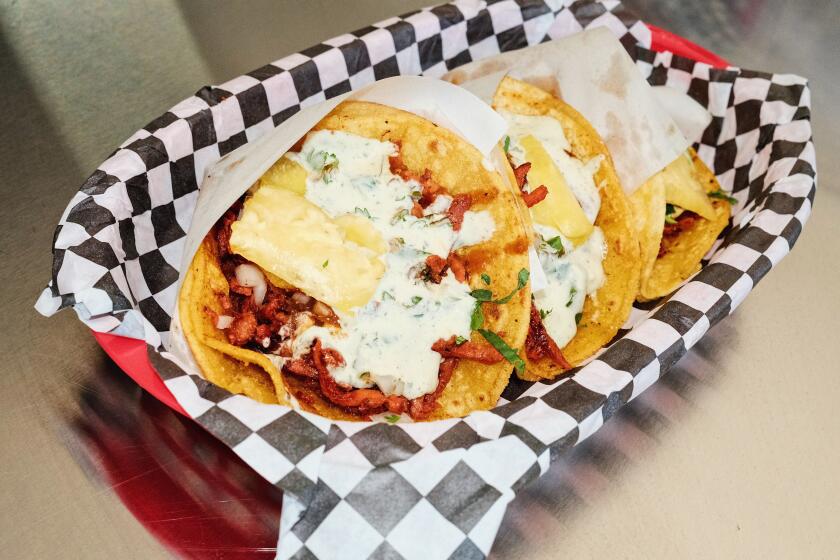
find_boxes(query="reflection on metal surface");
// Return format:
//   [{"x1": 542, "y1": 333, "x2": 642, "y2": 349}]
[
  {"x1": 69, "y1": 355, "x2": 282, "y2": 558},
  {"x1": 67, "y1": 331, "x2": 722, "y2": 559},
  {"x1": 625, "y1": 0, "x2": 768, "y2": 46},
  {"x1": 491, "y1": 331, "x2": 725, "y2": 558}
]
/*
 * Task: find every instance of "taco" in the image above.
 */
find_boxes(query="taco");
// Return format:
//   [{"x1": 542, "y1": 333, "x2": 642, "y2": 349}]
[
  {"x1": 179, "y1": 100, "x2": 533, "y2": 421},
  {"x1": 630, "y1": 149, "x2": 732, "y2": 301},
  {"x1": 491, "y1": 77, "x2": 640, "y2": 381}
]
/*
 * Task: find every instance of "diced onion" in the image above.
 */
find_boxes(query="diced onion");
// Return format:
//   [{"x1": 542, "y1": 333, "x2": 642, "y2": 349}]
[
  {"x1": 215, "y1": 315, "x2": 234, "y2": 329},
  {"x1": 235, "y1": 264, "x2": 267, "y2": 305},
  {"x1": 291, "y1": 292, "x2": 311, "y2": 306},
  {"x1": 295, "y1": 313, "x2": 314, "y2": 334},
  {"x1": 312, "y1": 301, "x2": 331, "y2": 317}
]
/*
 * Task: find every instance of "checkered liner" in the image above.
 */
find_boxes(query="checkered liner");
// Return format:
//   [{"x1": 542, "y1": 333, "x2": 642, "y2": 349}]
[{"x1": 36, "y1": 1, "x2": 815, "y2": 558}]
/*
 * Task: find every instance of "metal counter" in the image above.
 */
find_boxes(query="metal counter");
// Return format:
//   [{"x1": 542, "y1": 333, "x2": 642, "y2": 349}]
[{"x1": 1, "y1": 1, "x2": 837, "y2": 558}]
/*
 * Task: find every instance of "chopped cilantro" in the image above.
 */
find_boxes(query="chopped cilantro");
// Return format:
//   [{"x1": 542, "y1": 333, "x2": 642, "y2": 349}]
[
  {"x1": 322, "y1": 259, "x2": 329, "y2": 268},
  {"x1": 470, "y1": 289, "x2": 493, "y2": 302},
  {"x1": 539, "y1": 308, "x2": 551, "y2": 320},
  {"x1": 354, "y1": 207, "x2": 372, "y2": 218},
  {"x1": 384, "y1": 414, "x2": 400, "y2": 424},
  {"x1": 410, "y1": 295, "x2": 423, "y2": 306},
  {"x1": 455, "y1": 336, "x2": 467, "y2": 345},
  {"x1": 575, "y1": 312, "x2": 582, "y2": 324},
  {"x1": 470, "y1": 268, "x2": 529, "y2": 305},
  {"x1": 307, "y1": 150, "x2": 339, "y2": 182},
  {"x1": 477, "y1": 329, "x2": 525, "y2": 374},
  {"x1": 316, "y1": 151, "x2": 338, "y2": 168},
  {"x1": 481, "y1": 273, "x2": 491, "y2": 285},
  {"x1": 391, "y1": 208, "x2": 409, "y2": 224},
  {"x1": 708, "y1": 189, "x2": 737, "y2": 204},
  {"x1": 566, "y1": 287, "x2": 577, "y2": 307},
  {"x1": 382, "y1": 291, "x2": 395, "y2": 301},
  {"x1": 519, "y1": 268, "x2": 529, "y2": 284},
  {"x1": 664, "y1": 203, "x2": 678, "y2": 225},
  {"x1": 493, "y1": 268, "x2": 529, "y2": 304},
  {"x1": 470, "y1": 302, "x2": 485, "y2": 330},
  {"x1": 503, "y1": 135, "x2": 511, "y2": 154},
  {"x1": 546, "y1": 236, "x2": 565, "y2": 255}
]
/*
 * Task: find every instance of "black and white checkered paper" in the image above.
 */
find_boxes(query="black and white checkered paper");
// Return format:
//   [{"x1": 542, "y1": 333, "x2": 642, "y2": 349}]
[{"x1": 36, "y1": 1, "x2": 815, "y2": 558}]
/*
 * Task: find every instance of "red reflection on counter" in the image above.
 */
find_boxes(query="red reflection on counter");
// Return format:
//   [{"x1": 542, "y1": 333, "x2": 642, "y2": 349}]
[{"x1": 72, "y1": 353, "x2": 282, "y2": 559}]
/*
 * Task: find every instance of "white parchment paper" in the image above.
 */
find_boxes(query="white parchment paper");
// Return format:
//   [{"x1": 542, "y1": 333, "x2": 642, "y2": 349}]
[{"x1": 444, "y1": 27, "x2": 690, "y2": 193}]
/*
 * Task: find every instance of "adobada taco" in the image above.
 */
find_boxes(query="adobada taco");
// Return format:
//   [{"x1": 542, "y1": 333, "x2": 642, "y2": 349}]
[
  {"x1": 630, "y1": 149, "x2": 732, "y2": 301},
  {"x1": 179, "y1": 100, "x2": 533, "y2": 421},
  {"x1": 491, "y1": 77, "x2": 640, "y2": 381}
]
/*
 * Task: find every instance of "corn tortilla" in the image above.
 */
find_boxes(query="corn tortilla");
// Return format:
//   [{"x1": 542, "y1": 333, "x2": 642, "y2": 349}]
[
  {"x1": 492, "y1": 77, "x2": 640, "y2": 381},
  {"x1": 634, "y1": 149, "x2": 731, "y2": 301},
  {"x1": 179, "y1": 101, "x2": 532, "y2": 420}
]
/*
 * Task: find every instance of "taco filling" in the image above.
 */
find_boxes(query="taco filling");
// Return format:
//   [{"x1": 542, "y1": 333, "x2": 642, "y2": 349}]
[
  {"x1": 181, "y1": 101, "x2": 532, "y2": 421},
  {"x1": 501, "y1": 112, "x2": 606, "y2": 361},
  {"x1": 491, "y1": 77, "x2": 639, "y2": 380},
  {"x1": 633, "y1": 148, "x2": 732, "y2": 301}
]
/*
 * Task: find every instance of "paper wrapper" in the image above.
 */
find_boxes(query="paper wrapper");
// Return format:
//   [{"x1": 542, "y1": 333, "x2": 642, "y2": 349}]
[
  {"x1": 36, "y1": 1, "x2": 816, "y2": 558},
  {"x1": 445, "y1": 26, "x2": 690, "y2": 193}
]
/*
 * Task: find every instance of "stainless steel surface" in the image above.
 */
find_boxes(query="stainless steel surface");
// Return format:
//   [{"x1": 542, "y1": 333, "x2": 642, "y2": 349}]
[{"x1": 1, "y1": 1, "x2": 837, "y2": 558}]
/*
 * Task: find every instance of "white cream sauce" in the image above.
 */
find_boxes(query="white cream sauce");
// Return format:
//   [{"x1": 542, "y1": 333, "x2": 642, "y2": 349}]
[
  {"x1": 532, "y1": 224, "x2": 606, "y2": 348},
  {"x1": 285, "y1": 130, "x2": 496, "y2": 399},
  {"x1": 500, "y1": 110, "x2": 607, "y2": 349},
  {"x1": 501, "y1": 110, "x2": 603, "y2": 223}
]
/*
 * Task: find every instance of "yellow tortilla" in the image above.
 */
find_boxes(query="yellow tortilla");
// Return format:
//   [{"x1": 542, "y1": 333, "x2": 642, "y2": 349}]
[
  {"x1": 629, "y1": 173, "x2": 666, "y2": 299},
  {"x1": 492, "y1": 77, "x2": 640, "y2": 381},
  {"x1": 633, "y1": 149, "x2": 731, "y2": 301},
  {"x1": 179, "y1": 238, "x2": 289, "y2": 405},
  {"x1": 179, "y1": 100, "x2": 532, "y2": 421}
]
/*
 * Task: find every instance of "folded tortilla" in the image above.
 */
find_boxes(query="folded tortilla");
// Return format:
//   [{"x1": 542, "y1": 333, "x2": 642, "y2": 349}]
[
  {"x1": 631, "y1": 149, "x2": 731, "y2": 301},
  {"x1": 179, "y1": 100, "x2": 532, "y2": 421},
  {"x1": 492, "y1": 77, "x2": 640, "y2": 381}
]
